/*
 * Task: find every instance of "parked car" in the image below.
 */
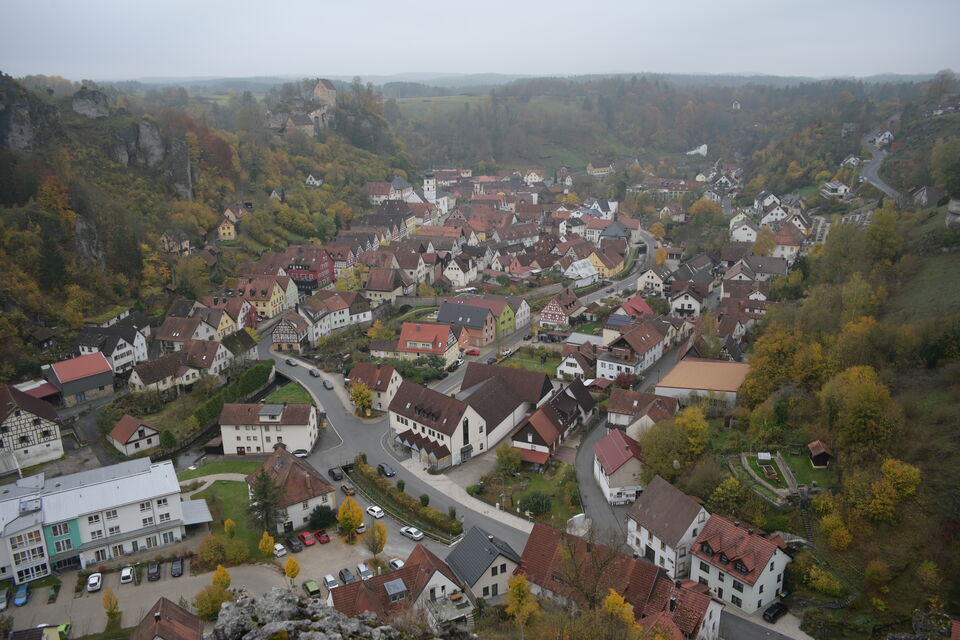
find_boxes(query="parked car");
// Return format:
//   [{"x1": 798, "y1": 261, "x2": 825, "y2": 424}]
[
  {"x1": 340, "y1": 483, "x2": 356, "y2": 495},
  {"x1": 485, "y1": 356, "x2": 497, "y2": 364},
  {"x1": 147, "y1": 562, "x2": 161, "y2": 582},
  {"x1": 13, "y1": 584, "x2": 30, "y2": 607},
  {"x1": 313, "y1": 529, "x2": 331, "y2": 544},
  {"x1": 309, "y1": 369, "x2": 321, "y2": 378},
  {"x1": 338, "y1": 568, "x2": 357, "y2": 585},
  {"x1": 285, "y1": 358, "x2": 298, "y2": 366},
  {"x1": 299, "y1": 531, "x2": 316, "y2": 546},
  {"x1": 328, "y1": 467, "x2": 344, "y2": 481},
  {"x1": 388, "y1": 558, "x2": 405, "y2": 571},
  {"x1": 171, "y1": 557, "x2": 184, "y2": 577},
  {"x1": 302, "y1": 580, "x2": 322, "y2": 597},
  {"x1": 356, "y1": 562, "x2": 374, "y2": 581},
  {"x1": 293, "y1": 449, "x2": 310, "y2": 458},
  {"x1": 446, "y1": 362, "x2": 459, "y2": 372},
  {"x1": 524, "y1": 333, "x2": 533, "y2": 340},
  {"x1": 366, "y1": 505, "x2": 385, "y2": 518},
  {"x1": 465, "y1": 348, "x2": 481, "y2": 356},
  {"x1": 377, "y1": 463, "x2": 396, "y2": 477},
  {"x1": 400, "y1": 526, "x2": 424, "y2": 541},
  {"x1": 273, "y1": 543, "x2": 287, "y2": 557},
  {"x1": 763, "y1": 602, "x2": 788, "y2": 623},
  {"x1": 606, "y1": 288, "x2": 614, "y2": 293},
  {"x1": 356, "y1": 522, "x2": 367, "y2": 534},
  {"x1": 285, "y1": 536, "x2": 304, "y2": 553},
  {"x1": 87, "y1": 572, "x2": 103, "y2": 592},
  {"x1": 323, "y1": 380, "x2": 334, "y2": 390},
  {"x1": 438, "y1": 371, "x2": 449, "y2": 379},
  {"x1": 322, "y1": 574, "x2": 338, "y2": 590},
  {"x1": 0, "y1": 588, "x2": 9, "y2": 611},
  {"x1": 120, "y1": 566, "x2": 134, "y2": 584}
]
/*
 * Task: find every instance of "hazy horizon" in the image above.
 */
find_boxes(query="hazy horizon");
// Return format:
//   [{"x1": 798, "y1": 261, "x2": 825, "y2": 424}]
[{"x1": 1, "y1": 0, "x2": 958, "y2": 81}]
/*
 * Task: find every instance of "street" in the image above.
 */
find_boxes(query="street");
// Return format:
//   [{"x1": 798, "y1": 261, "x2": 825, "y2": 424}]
[{"x1": 860, "y1": 120, "x2": 903, "y2": 204}]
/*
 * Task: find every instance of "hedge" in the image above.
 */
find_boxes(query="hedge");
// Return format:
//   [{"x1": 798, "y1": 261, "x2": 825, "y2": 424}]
[
  {"x1": 193, "y1": 360, "x2": 274, "y2": 427},
  {"x1": 353, "y1": 460, "x2": 463, "y2": 536}
]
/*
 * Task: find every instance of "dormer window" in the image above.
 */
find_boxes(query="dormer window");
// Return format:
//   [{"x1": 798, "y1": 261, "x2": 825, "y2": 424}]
[
  {"x1": 734, "y1": 560, "x2": 748, "y2": 574},
  {"x1": 718, "y1": 553, "x2": 728, "y2": 564},
  {"x1": 700, "y1": 543, "x2": 713, "y2": 556}
]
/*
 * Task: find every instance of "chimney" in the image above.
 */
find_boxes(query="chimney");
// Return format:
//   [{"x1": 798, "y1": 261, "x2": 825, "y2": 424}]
[
  {"x1": 748, "y1": 529, "x2": 754, "y2": 535},
  {"x1": 675, "y1": 580, "x2": 682, "y2": 590},
  {"x1": 734, "y1": 521, "x2": 740, "y2": 527},
  {"x1": 669, "y1": 595, "x2": 677, "y2": 612},
  {"x1": 154, "y1": 612, "x2": 161, "y2": 621},
  {"x1": 488, "y1": 535, "x2": 494, "y2": 542}
]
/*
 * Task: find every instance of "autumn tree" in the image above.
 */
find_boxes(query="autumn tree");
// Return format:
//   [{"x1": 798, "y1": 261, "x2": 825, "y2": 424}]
[
  {"x1": 880, "y1": 458, "x2": 921, "y2": 499},
  {"x1": 675, "y1": 406, "x2": 709, "y2": 458},
  {"x1": 639, "y1": 421, "x2": 688, "y2": 483},
  {"x1": 102, "y1": 588, "x2": 120, "y2": 623},
  {"x1": 654, "y1": 247, "x2": 667, "y2": 265},
  {"x1": 284, "y1": 556, "x2": 300, "y2": 587},
  {"x1": 688, "y1": 198, "x2": 721, "y2": 216},
  {"x1": 366, "y1": 320, "x2": 393, "y2": 340},
  {"x1": 707, "y1": 477, "x2": 743, "y2": 515},
  {"x1": 337, "y1": 496, "x2": 364, "y2": 543},
  {"x1": 212, "y1": 565, "x2": 231, "y2": 589},
  {"x1": 366, "y1": 521, "x2": 388, "y2": 559},
  {"x1": 248, "y1": 470, "x2": 283, "y2": 534},
  {"x1": 555, "y1": 528, "x2": 630, "y2": 610},
  {"x1": 496, "y1": 443, "x2": 522, "y2": 475},
  {"x1": 174, "y1": 255, "x2": 210, "y2": 298},
  {"x1": 193, "y1": 585, "x2": 235, "y2": 620},
  {"x1": 818, "y1": 366, "x2": 898, "y2": 454},
  {"x1": 223, "y1": 518, "x2": 236, "y2": 539},
  {"x1": 417, "y1": 282, "x2": 436, "y2": 296},
  {"x1": 350, "y1": 381, "x2": 373, "y2": 411},
  {"x1": 258, "y1": 531, "x2": 275, "y2": 558},
  {"x1": 505, "y1": 574, "x2": 539, "y2": 640},
  {"x1": 693, "y1": 312, "x2": 724, "y2": 360},
  {"x1": 739, "y1": 327, "x2": 804, "y2": 408},
  {"x1": 601, "y1": 588, "x2": 635, "y2": 627},
  {"x1": 649, "y1": 221, "x2": 666, "y2": 240},
  {"x1": 752, "y1": 226, "x2": 776, "y2": 257}
]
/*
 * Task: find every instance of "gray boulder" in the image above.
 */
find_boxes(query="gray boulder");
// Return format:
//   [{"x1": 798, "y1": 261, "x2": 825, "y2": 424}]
[
  {"x1": 136, "y1": 118, "x2": 165, "y2": 167},
  {"x1": 71, "y1": 87, "x2": 110, "y2": 118}
]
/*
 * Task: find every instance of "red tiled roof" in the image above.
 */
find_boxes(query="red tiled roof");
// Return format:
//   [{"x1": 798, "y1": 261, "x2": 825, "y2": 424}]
[
  {"x1": 397, "y1": 322, "x2": 454, "y2": 354},
  {"x1": 50, "y1": 353, "x2": 111, "y2": 383},
  {"x1": 20, "y1": 382, "x2": 59, "y2": 399},
  {"x1": 131, "y1": 597, "x2": 203, "y2": 640},
  {"x1": 807, "y1": 440, "x2": 832, "y2": 457},
  {"x1": 109, "y1": 414, "x2": 158, "y2": 445},
  {"x1": 245, "y1": 446, "x2": 334, "y2": 508},
  {"x1": 348, "y1": 363, "x2": 397, "y2": 392},
  {"x1": 692, "y1": 515, "x2": 785, "y2": 586},
  {"x1": 593, "y1": 428, "x2": 642, "y2": 475},
  {"x1": 620, "y1": 295, "x2": 654, "y2": 318},
  {"x1": 515, "y1": 447, "x2": 549, "y2": 465}
]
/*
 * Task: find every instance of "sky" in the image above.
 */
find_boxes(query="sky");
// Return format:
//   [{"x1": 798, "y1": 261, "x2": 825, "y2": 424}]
[{"x1": 1, "y1": 0, "x2": 957, "y2": 81}]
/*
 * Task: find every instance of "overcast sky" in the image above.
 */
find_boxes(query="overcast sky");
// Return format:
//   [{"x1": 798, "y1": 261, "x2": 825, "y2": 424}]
[{"x1": 1, "y1": 0, "x2": 957, "y2": 81}]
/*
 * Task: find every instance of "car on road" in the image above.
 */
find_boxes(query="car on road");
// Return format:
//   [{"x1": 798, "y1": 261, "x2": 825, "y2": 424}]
[
  {"x1": 356, "y1": 562, "x2": 374, "y2": 581},
  {"x1": 285, "y1": 536, "x2": 304, "y2": 553},
  {"x1": 313, "y1": 529, "x2": 331, "y2": 544},
  {"x1": 400, "y1": 526, "x2": 424, "y2": 541},
  {"x1": 366, "y1": 505, "x2": 385, "y2": 518},
  {"x1": 147, "y1": 562, "x2": 162, "y2": 581},
  {"x1": 299, "y1": 531, "x2": 316, "y2": 546},
  {"x1": 302, "y1": 580, "x2": 322, "y2": 597},
  {"x1": 446, "y1": 362, "x2": 460, "y2": 372},
  {"x1": 606, "y1": 288, "x2": 614, "y2": 293},
  {"x1": 465, "y1": 348, "x2": 480, "y2": 356},
  {"x1": 273, "y1": 542, "x2": 288, "y2": 557},
  {"x1": 340, "y1": 483, "x2": 356, "y2": 495},
  {"x1": 338, "y1": 568, "x2": 357, "y2": 585},
  {"x1": 171, "y1": 557, "x2": 184, "y2": 577},
  {"x1": 13, "y1": 584, "x2": 30, "y2": 607},
  {"x1": 120, "y1": 566, "x2": 134, "y2": 584},
  {"x1": 356, "y1": 522, "x2": 367, "y2": 534},
  {"x1": 524, "y1": 333, "x2": 532, "y2": 340},
  {"x1": 323, "y1": 574, "x2": 338, "y2": 590},
  {"x1": 87, "y1": 572, "x2": 103, "y2": 592},
  {"x1": 309, "y1": 369, "x2": 321, "y2": 377},
  {"x1": 438, "y1": 371, "x2": 449, "y2": 379},
  {"x1": 328, "y1": 467, "x2": 344, "y2": 481},
  {"x1": 0, "y1": 588, "x2": 9, "y2": 611},
  {"x1": 485, "y1": 356, "x2": 497, "y2": 364},
  {"x1": 388, "y1": 558, "x2": 405, "y2": 571},
  {"x1": 285, "y1": 358, "x2": 298, "y2": 366},
  {"x1": 762, "y1": 602, "x2": 788, "y2": 623},
  {"x1": 377, "y1": 463, "x2": 396, "y2": 477},
  {"x1": 323, "y1": 380, "x2": 334, "y2": 390},
  {"x1": 293, "y1": 449, "x2": 310, "y2": 458}
]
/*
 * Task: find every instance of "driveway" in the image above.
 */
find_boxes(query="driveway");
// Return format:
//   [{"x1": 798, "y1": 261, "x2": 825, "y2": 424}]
[
  {"x1": 574, "y1": 419, "x2": 631, "y2": 540},
  {"x1": 720, "y1": 608, "x2": 813, "y2": 640}
]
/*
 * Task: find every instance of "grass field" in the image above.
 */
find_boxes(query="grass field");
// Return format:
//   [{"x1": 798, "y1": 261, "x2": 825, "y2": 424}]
[
  {"x1": 141, "y1": 392, "x2": 206, "y2": 439},
  {"x1": 746, "y1": 455, "x2": 787, "y2": 489},
  {"x1": 782, "y1": 453, "x2": 837, "y2": 489},
  {"x1": 265, "y1": 382, "x2": 313, "y2": 404},
  {"x1": 478, "y1": 463, "x2": 578, "y2": 527},
  {"x1": 502, "y1": 353, "x2": 562, "y2": 376},
  {"x1": 178, "y1": 460, "x2": 262, "y2": 481},
  {"x1": 887, "y1": 252, "x2": 960, "y2": 318},
  {"x1": 192, "y1": 480, "x2": 261, "y2": 556}
]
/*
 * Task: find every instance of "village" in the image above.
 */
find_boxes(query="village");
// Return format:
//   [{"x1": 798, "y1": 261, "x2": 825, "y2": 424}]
[{"x1": 0, "y1": 76, "x2": 936, "y2": 640}]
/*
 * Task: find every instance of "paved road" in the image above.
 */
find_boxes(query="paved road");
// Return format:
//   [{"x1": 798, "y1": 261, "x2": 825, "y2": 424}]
[
  {"x1": 573, "y1": 418, "x2": 631, "y2": 540},
  {"x1": 579, "y1": 231, "x2": 655, "y2": 307},
  {"x1": 720, "y1": 610, "x2": 811, "y2": 640},
  {"x1": 860, "y1": 121, "x2": 903, "y2": 204}
]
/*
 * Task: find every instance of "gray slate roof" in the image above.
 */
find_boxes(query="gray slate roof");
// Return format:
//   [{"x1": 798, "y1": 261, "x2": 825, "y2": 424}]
[
  {"x1": 436, "y1": 301, "x2": 492, "y2": 330},
  {"x1": 444, "y1": 526, "x2": 520, "y2": 587},
  {"x1": 626, "y1": 475, "x2": 704, "y2": 547}
]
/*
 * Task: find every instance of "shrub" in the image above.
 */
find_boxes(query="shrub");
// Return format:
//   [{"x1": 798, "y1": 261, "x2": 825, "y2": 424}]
[
  {"x1": 193, "y1": 585, "x2": 235, "y2": 620},
  {"x1": 195, "y1": 536, "x2": 226, "y2": 569},
  {"x1": 806, "y1": 566, "x2": 845, "y2": 597},
  {"x1": 308, "y1": 505, "x2": 337, "y2": 530},
  {"x1": 810, "y1": 492, "x2": 836, "y2": 515},
  {"x1": 466, "y1": 485, "x2": 481, "y2": 497},
  {"x1": 519, "y1": 491, "x2": 552, "y2": 516},
  {"x1": 448, "y1": 506, "x2": 457, "y2": 520},
  {"x1": 827, "y1": 526, "x2": 852, "y2": 551},
  {"x1": 396, "y1": 479, "x2": 405, "y2": 493},
  {"x1": 864, "y1": 559, "x2": 891, "y2": 588},
  {"x1": 224, "y1": 538, "x2": 250, "y2": 564},
  {"x1": 419, "y1": 494, "x2": 430, "y2": 507}
]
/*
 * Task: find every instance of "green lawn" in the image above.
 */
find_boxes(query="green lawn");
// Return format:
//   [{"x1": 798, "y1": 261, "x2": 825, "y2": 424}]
[
  {"x1": 782, "y1": 453, "x2": 837, "y2": 489},
  {"x1": 177, "y1": 460, "x2": 262, "y2": 481},
  {"x1": 140, "y1": 392, "x2": 206, "y2": 439},
  {"x1": 478, "y1": 463, "x2": 578, "y2": 528},
  {"x1": 502, "y1": 354, "x2": 562, "y2": 375},
  {"x1": 574, "y1": 322, "x2": 602, "y2": 335},
  {"x1": 746, "y1": 455, "x2": 787, "y2": 489},
  {"x1": 887, "y1": 252, "x2": 960, "y2": 319},
  {"x1": 191, "y1": 480, "x2": 261, "y2": 556},
  {"x1": 265, "y1": 382, "x2": 313, "y2": 404}
]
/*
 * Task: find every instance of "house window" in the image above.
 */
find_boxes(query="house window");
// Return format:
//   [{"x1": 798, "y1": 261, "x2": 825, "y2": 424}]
[
  {"x1": 777, "y1": 573, "x2": 783, "y2": 583},
  {"x1": 770, "y1": 561, "x2": 775, "y2": 571},
  {"x1": 88, "y1": 515, "x2": 101, "y2": 525},
  {"x1": 159, "y1": 513, "x2": 171, "y2": 523},
  {"x1": 51, "y1": 523, "x2": 70, "y2": 537},
  {"x1": 759, "y1": 584, "x2": 764, "y2": 594},
  {"x1": 491, "y1": 566, "x2": 498, "y2": 576},
  {"x1": 105, "y1": 509, "x2": 118, "y2": 520},
  {"x1": 482, "y1": 586, "x2": 489, "y2": 597},
  {"x1": 302, "y1": 501, "x2": 310, "y2": 510},
  {"x1": 157, "y1": 498, "x2": 168, "y2": 508},
  {"x1": 142, "y1": 517, "x2": 154, "y2": 527},
  {"x1": 733, "y1": 580, "x2": 743, "y2": 592},
  {"x1": 108, "y1": 526, "x2": 121, "y2": 536},
  {"x1": 731, "y1": 595, "x2": 742, "y2": 608},
  {"x1": 699, "y1": 561, "x2": 710, "y2": 573},
  {"x1": 718, "y1": 572, "x2": 725, "y2": 582},
  {"x1": 139, "y1": 502, "x2": 150, "y2": 512},
  {"x1": 698, "y1": 576, "x2": 708, "y2": 586},
  {"x1": 54, "y1": 539, "x2": 72, "y2": 553},
  {"x1": 90, "y1": 529, "x2": 104, "y2": 540}
]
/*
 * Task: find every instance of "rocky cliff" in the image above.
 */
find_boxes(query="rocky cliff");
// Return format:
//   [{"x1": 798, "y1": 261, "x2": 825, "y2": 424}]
[
  {"x1": 213, "y1": 587, "x2": 476, "y2": 640},
  {"x1": 71, "y1": 86, "x2": 110, "y2": 118},
  {"x1": 0, "y1": 73, "x2": 61, "y2": 152}
]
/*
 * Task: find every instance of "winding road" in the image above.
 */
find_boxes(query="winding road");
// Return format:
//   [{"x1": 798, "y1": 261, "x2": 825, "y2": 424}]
[{"x1": 860, "y1": 118, "x2": 904, "y2": 205}]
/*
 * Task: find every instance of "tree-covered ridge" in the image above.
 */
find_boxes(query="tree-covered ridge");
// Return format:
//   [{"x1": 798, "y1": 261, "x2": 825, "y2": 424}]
[{"x1": 0, "y1": 72, "x2": 411, "y2": 381}]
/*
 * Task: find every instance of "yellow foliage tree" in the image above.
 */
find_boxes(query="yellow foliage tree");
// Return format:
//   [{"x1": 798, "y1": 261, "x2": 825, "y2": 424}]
[
  {"x1": 675, "y1": 407, "x2": 709, "y2": 458},
  {"x1": 365, "y1": 521, "x2": 388, "y2": 559},
  {"x1": 258, "y1": 531, "x2": 275, "y2": 558},
  {"x1": 337, "y1": 496, "x2": 364, "y2": 543},
  {"x1": 102, "y1": 587, "x2": 120, "y2": 622},
  {"x1": 752, "y1": 226, "x2": 776, "y2": 256},
  {"x1": 688, "y1": 198, "x2": 721, "y2": 216},
  {"x1": 505, "y1": 574, "x2": 539, "y2": 640},
  {"x1": 649, "y1": 221, "x2": 666, "y2": 240},
  {"x1": 223, "y1": 518, "x2": 236, "y2": 538},
  {"x1": 366, "y1": 320, "x2": 393, "y2": 340},
  {"x1": 601, "y1": 588, "x2": 635, "y2": 626},
  {"x1": 284, "y1": 556, "x2": 300, "y2": 585},
  {"x1": 654, "y1": 247, "x2": 667, "y2": 265},
  {"x1": 880, "y1": 458, "x2": 921, "y2": 499},
  {"x1": 350, "y1": 381, "x2": 373, "y2": 412},
  {"x1": 212, "y1": 564, "x2": 231, "y2": 589}
]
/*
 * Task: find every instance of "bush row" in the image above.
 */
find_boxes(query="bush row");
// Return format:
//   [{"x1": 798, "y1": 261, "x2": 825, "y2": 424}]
[
  {"x1": 353, "y1": 460, "x2": 463, "y2": 536},
  {"x1": 191, "y1": 360, "x2": 275, "y2": 428}
]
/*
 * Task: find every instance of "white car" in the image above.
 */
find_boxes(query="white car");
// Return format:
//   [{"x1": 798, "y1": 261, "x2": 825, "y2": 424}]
[
  {"x1": 400, "y1": 526, "x2": 424, "y2": 541},
  {"x1": 366, "y1": 505, "x2": 385, "y2": 519},
  {"x1": 86, "y1": 572, "x2": 103, "y2": 592},
  {"x1": 273, "y1": 543, "x2": 288, "y2": 557},
  {"x1": 356, "y1": 522, "x2": 367, "y2": 534},
  {"x1": 356, "y1": 562, "x2": 374, "y2": 581},
  {"x1": 323, "y1": 574, "x2": 338, "y2": 590},
  {"x1": 119, "y1": 567, "x2": 134, "y2": 584},
  {"x1": 389, "y1": 558, "x2": 405, "y2": 571}
]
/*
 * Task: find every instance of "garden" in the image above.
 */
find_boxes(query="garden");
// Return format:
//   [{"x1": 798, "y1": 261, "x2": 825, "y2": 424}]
[
  {"x1": 470, "y1": 451, "x2": 581, "y2": 527},
  {"x1": 745, "y1": 454, "x2": 788, "y2": 489},
  {"x1": 500, "y1": 346, "x2": 562, "y2": 376},
  {"x1": 264, "y1": 381, "x2": 312, "y2": 404}
]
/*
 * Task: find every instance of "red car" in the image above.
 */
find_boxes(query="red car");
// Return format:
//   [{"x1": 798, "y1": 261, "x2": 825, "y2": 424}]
[
  {"x1": 465, "y1": 348, "x2": 481, "y2": 356},
  {"x1": 313, "y1": 530, "x2": 331, "y2": 544},
  {"x1": 298, "y1": 531, "x2": 316, "y2": 546}
]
